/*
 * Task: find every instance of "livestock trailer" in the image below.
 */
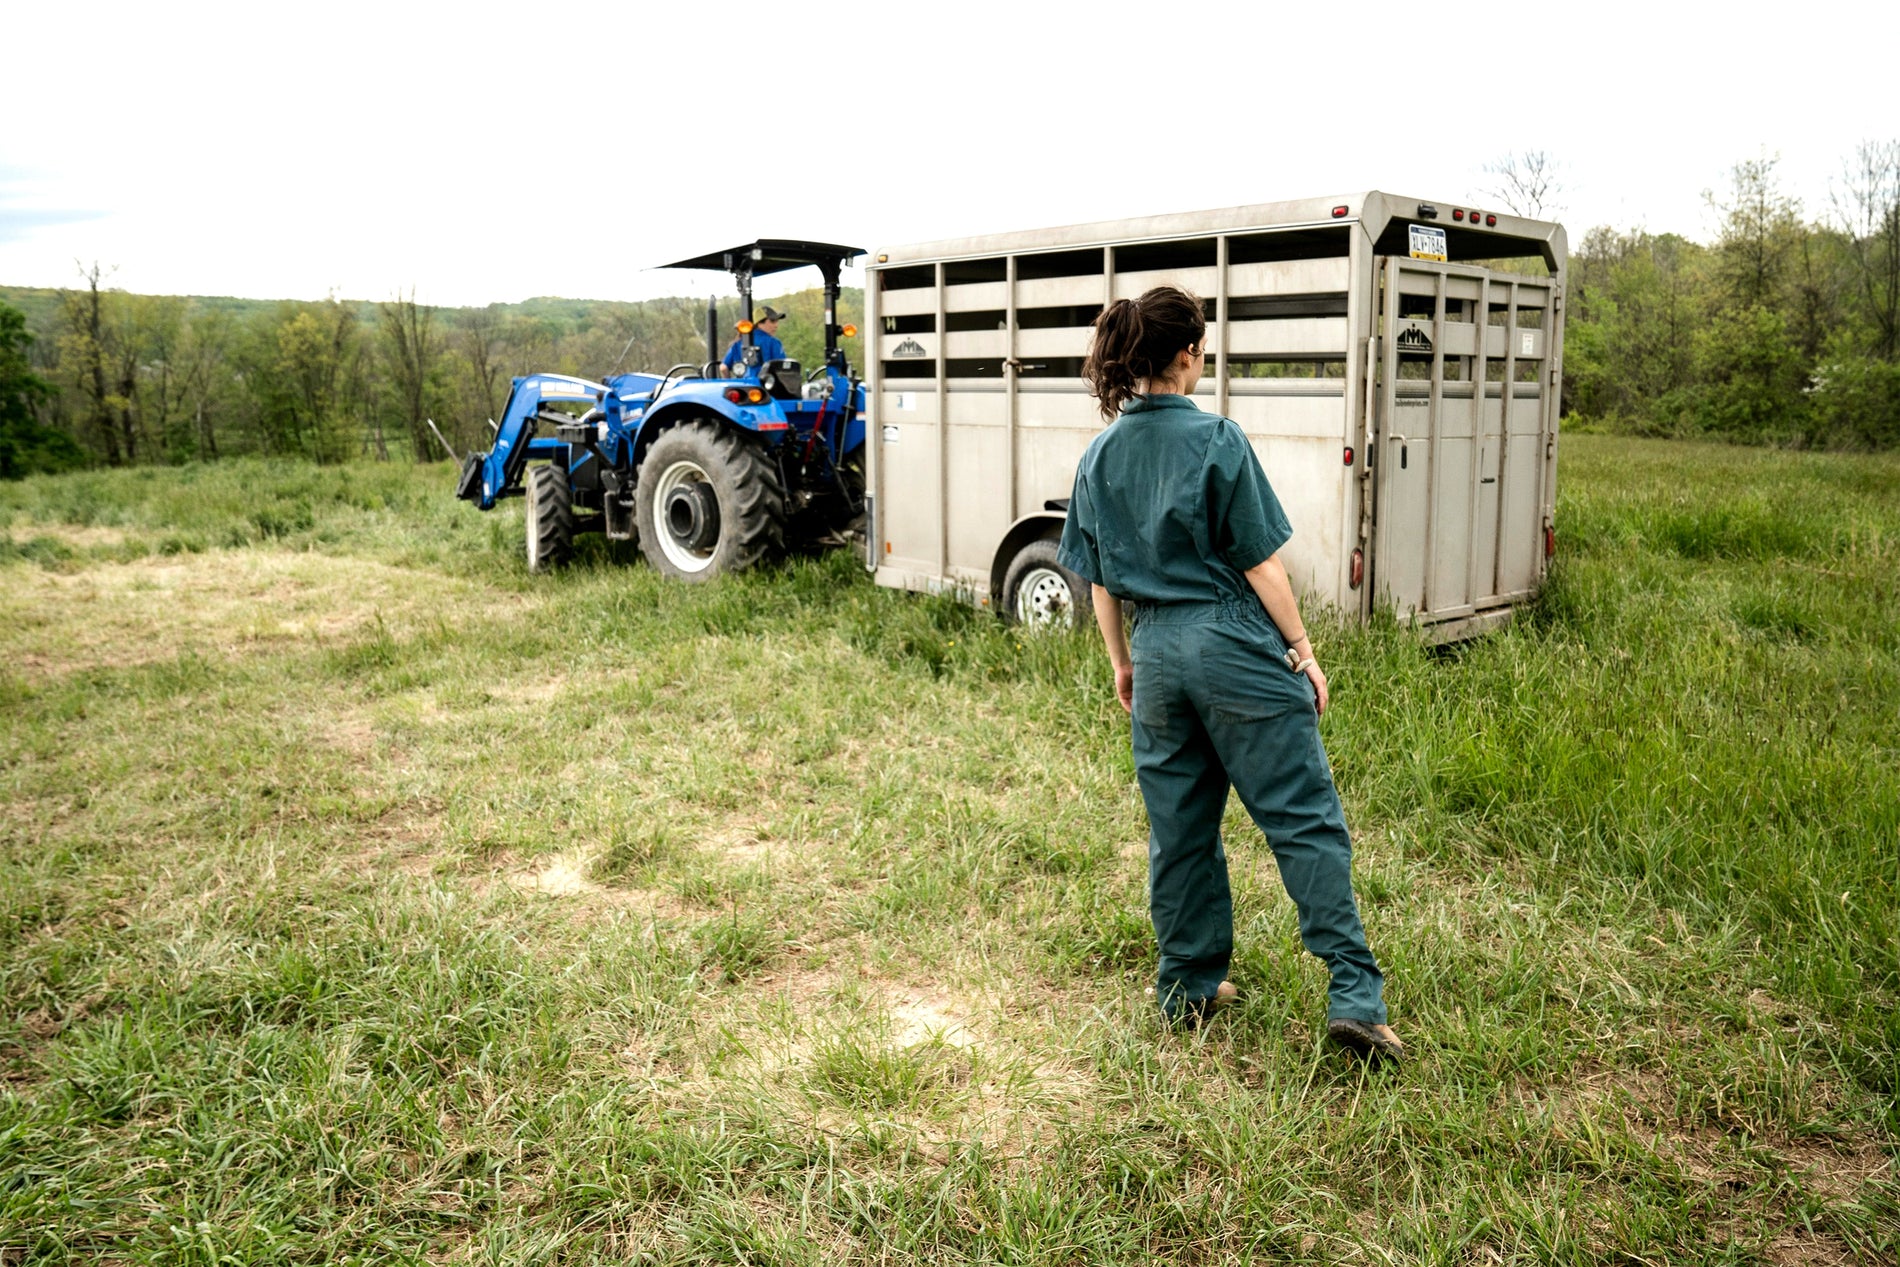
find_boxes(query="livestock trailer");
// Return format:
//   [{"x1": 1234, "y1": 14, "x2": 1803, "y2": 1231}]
[{"x1": 863, "y1": 192, "x2": 1568, "y2": 639}]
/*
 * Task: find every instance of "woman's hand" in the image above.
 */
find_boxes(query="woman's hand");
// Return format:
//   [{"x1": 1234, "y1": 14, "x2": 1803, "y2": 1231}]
[
  {"x1": 1304, "y1": 660, "x2": 1329, "y2": 716},
  {"x1": 1242, "y1": 555, "x2": 1329, "y2": 716},
  {"x1": 1116, "y1": 662, "x2": 1134, "y2": 713}
]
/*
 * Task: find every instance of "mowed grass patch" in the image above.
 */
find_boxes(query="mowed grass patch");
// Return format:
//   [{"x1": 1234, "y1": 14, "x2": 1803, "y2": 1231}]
[{"x1": 0, "y1": 439, "x2": 1894, "y2": 1264}]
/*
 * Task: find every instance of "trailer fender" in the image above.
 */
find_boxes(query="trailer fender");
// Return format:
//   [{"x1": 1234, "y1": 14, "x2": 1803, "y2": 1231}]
[{"x1": 989, "y1": 512, "x2": 1069, "y2": 608}]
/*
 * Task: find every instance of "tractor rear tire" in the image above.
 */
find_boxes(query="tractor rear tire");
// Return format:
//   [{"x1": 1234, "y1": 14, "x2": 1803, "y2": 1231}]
[
  {"x1": 635, "y1": 420, "x2": 785, "y2": 581},
  {"x1": 1001, "y1": 537, "x2": 1088, "y2": 629},
  {"x1": 525, "y1": 463, "x2": 575, "y2": 573}
]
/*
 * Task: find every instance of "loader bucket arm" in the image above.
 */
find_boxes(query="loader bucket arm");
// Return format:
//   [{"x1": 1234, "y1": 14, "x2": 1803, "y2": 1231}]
[{"x1": 462, "y1": 373, "x2": 611, "y2": 510}]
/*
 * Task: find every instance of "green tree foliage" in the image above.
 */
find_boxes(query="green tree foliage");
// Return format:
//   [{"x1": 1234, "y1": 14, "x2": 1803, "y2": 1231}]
[
  {"x1": 0, "y1": 280, "x2": 864, "y2": 469},
  {"x1": 769, "y1": 287, "x2": 866, "y2": 373},
  {"x1": 0, "y1": 301, "x2": 86, "y2": 479},
  {"x1": 1565, "y1": 228, "x2": 1705, "y2": 430},
  {"x1": 1695, "y1": 305, "x2": 1808, "y2": 441},
  {"x1": 218, "y1": 299, "x2": 368, "y2": 463},
  {"x1": 1566, "y1": 142, "x2": 1899, "y2": 449},
  {"x1": 379, "y1": 290, "x2": 442, "y2": 461},
  {"x1": 1807, "y1": 341, "x2": 1900, "y2": 449}
]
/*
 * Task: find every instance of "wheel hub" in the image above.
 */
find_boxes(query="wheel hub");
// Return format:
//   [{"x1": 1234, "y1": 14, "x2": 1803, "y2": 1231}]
[
  {"x1": 664, "y1": 481, "x2": 720, "y2": 551},
  {"x1": 1016, "y1": 567, "x2": 1072, "y2": 626}
]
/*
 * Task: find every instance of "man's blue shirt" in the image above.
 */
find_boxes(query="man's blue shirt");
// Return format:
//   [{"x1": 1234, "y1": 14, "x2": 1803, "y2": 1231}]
[{"x1": 723, "y1": 330, "x2": 787, "y2": 370}]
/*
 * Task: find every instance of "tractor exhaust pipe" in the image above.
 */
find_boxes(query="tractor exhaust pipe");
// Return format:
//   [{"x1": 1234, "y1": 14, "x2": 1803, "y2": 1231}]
[{"x1": 705, "y1": 296, "x2": 718, "y2": 370}]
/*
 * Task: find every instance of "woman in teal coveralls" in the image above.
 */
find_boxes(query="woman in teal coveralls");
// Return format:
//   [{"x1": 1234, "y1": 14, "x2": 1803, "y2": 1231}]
[{"x1": 1056, "y1": 286, "x2": 1404, "y2": 1061}]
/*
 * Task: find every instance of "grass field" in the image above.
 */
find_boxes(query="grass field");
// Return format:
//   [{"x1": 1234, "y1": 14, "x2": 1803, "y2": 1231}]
[{"x1": 1, "y1": 436, "x2": 1895, "y2": 1265}]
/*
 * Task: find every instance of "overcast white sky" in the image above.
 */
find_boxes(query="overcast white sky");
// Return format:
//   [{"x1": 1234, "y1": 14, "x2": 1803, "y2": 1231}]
[{"x1": 2, "y1": 1, "x2": 1893, "y2": 308}]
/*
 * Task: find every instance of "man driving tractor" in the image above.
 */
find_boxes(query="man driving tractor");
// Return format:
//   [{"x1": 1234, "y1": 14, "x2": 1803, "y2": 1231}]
[{"x1": 723, "y1": 304, "x2": 788, "y2": 373}]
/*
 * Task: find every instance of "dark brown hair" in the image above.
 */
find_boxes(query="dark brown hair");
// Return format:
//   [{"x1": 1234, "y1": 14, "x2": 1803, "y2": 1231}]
[{"x1": 1082, "y1": 285, "x2": 1206, "y2": 419}]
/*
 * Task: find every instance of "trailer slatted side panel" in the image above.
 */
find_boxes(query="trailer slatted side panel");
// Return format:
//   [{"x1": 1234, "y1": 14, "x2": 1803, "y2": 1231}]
[{"x1": 869, "y1": 193, "x2": 1566, "y2": 636}]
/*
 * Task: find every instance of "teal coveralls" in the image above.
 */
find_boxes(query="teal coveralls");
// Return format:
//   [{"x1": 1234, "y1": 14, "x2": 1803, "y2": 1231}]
[{"x1": 1057, "y1": 394, "x2": 1387, "y2": 1026}]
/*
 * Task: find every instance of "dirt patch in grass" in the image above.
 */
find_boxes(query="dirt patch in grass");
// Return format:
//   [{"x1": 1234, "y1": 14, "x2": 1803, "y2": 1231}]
[
  {"x1": 483, "y1": 675, "x2": 569, "y2": 706},
  {"x1": 889, "y1": 988, "x2": 982, "y2": 1049},
  {"x1": 1774, "y1": 1133, "x2": 1894, "y2": 1204},
  {"x1": 701, "y1": 817, "x2": 785, "y2": 866},
  {"x1": 329, "y1": 802, "x2": 450, "y2": 880},
  {"x1": 682, "y1": 958, "x2": 1097, "y2": 1161},
  {"x1": 0, "y1": 549, "x2": 508, "y2": 680},
  {"x1": 1762, "y1": 1230, "x2": 1860, "y2": 1266},
  {"x1": 4, "y1": 522, "x2": 132, "y2": 550},
  {"x1": 320, "y1": 714, "x2": 381, "y2": 765},
  {"x1": 1501, "y1": 1060, "x2": 1893, "y2": 1260},
  {"x1": 496, "y1": 849, "x2": 694, "y2": 921}
]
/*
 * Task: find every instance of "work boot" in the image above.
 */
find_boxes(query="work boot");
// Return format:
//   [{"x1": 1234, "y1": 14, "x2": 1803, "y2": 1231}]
[
  {"x1": 1326, "y1": 1018, "x2": 1405, "y2": 1065},
  {"x1": 1172, "y1": 980, "x2": 1238, "y2": 1029}
]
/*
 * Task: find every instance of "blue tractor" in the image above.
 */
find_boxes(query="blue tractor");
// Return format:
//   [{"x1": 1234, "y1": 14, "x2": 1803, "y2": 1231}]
[{"x1": 455, "y1": 240, "x2": 867, "y2": 579}]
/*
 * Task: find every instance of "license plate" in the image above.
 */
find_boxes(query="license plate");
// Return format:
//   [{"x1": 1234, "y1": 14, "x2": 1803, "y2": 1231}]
[{"x1": 1409, "y1": 224, "x2": 1448, "y2": 261}]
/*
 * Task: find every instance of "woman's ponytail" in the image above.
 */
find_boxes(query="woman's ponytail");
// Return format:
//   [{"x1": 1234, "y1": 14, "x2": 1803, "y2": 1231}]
[{"x1": 1082, "y1": 286, "x2": 1206, "y2": 419}]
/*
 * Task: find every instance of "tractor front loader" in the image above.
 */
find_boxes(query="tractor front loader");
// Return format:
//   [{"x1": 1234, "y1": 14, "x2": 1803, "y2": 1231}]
[{"x1": 456, "y1": 240, "x2": 867, "y2": 580}]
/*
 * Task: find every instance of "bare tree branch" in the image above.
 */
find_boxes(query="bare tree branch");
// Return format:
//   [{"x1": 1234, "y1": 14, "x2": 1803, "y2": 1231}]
[
  {"x1": 1483, "y1": 150, "x2": 1564, "y2": 219},
  {"x1": 1829, "y1": 138, "x2": 1900, "y2": 360}
]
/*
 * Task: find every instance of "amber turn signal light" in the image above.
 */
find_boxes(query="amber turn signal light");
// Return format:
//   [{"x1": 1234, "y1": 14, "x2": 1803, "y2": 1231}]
[
  {"x1": 841, "y1": 323, "x2": 858, "y2": 338},
  {"x1": 736, "y1": 320, "x2": 754, "y2": 334}
]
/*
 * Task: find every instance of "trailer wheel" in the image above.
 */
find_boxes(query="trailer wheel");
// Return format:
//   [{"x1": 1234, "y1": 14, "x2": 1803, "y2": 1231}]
[
  {"x1": 1001, "y1": 538, "x2": 1087, "y2": 629},
  {"x1": 525, "y1": 463, "x2": 575, "y2": 572},
  {"x1": 636, "y1": 420, "x2": 785, "y2": 580}
]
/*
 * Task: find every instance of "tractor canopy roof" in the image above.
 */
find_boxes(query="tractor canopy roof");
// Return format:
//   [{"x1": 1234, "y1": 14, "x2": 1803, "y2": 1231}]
[{"x1": 658, "y1": 239, "x2": 865, "y2": 276}]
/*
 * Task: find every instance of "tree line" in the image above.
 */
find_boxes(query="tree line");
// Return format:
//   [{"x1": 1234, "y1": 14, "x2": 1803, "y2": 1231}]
[
  {"x1": 0, "y1": 280, "x2": 864, "y2": 478},
  {"x1": 2, "y1": 142, "x2": 1896, "y2": 479},
  {"x1": 1561, "y1": 144, "x2": 1898, "y2": 447}
]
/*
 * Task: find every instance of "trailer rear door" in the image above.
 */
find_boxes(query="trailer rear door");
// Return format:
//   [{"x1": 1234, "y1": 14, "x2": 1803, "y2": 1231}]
[{"x1": 1371, "y1": 256, "x2": 1557, "y2": 624}]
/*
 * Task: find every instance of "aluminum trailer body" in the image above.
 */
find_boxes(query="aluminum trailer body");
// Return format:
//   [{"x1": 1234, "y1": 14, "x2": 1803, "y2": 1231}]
[{"x1": 863, "y1": 192, "x2": 1567, "y2": 638}]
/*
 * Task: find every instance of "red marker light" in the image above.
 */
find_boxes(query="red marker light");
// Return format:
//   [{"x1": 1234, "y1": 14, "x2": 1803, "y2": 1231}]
[
  {"x1": 1545, "y1": 526, "x2": 1557, "y2": 558},
  {"x1": 1350, "y1": 548, "x2": 1364, "y2": 589},
  {"x1": 1486, "y1": 213, "x2": 1498, "y2": 226},
  {"x1": 1343, "y1": 446, "x2": 1354, "y2": 466},
  {"x1": 1331, "y1": 205, "x2": 1349, "y2": 218},
  {"x1": 724, "y1": 388, "x2": 743, "y2": 403}
]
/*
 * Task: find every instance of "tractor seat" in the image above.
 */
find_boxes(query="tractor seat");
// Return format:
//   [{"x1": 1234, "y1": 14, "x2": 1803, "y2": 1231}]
[{"x1": 759, "y1": 359, "x2": 803, "y2": 400}]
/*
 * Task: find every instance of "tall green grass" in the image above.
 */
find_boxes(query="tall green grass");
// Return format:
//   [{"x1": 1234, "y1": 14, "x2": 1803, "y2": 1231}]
[{"x1": 1, "y1": 438, "x2": 1894, "y2": 1263}]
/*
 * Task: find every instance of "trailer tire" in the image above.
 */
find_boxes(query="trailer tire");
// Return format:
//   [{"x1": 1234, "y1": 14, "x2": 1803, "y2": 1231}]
[
  {"x1": 525, "y1": 463, "x2": 575, "y2": 573},
  {"x1": 636, "y1": 420, "x2": 785, "y2": 581},
  {"x1": 1001, "y1": 537, "x2": 1088, "y2": 629}
]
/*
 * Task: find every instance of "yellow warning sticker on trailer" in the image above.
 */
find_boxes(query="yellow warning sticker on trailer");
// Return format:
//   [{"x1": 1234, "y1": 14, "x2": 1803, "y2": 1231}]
[{"x1": 1408, "y1": 224, "x2": 1448, "y2": 262}]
